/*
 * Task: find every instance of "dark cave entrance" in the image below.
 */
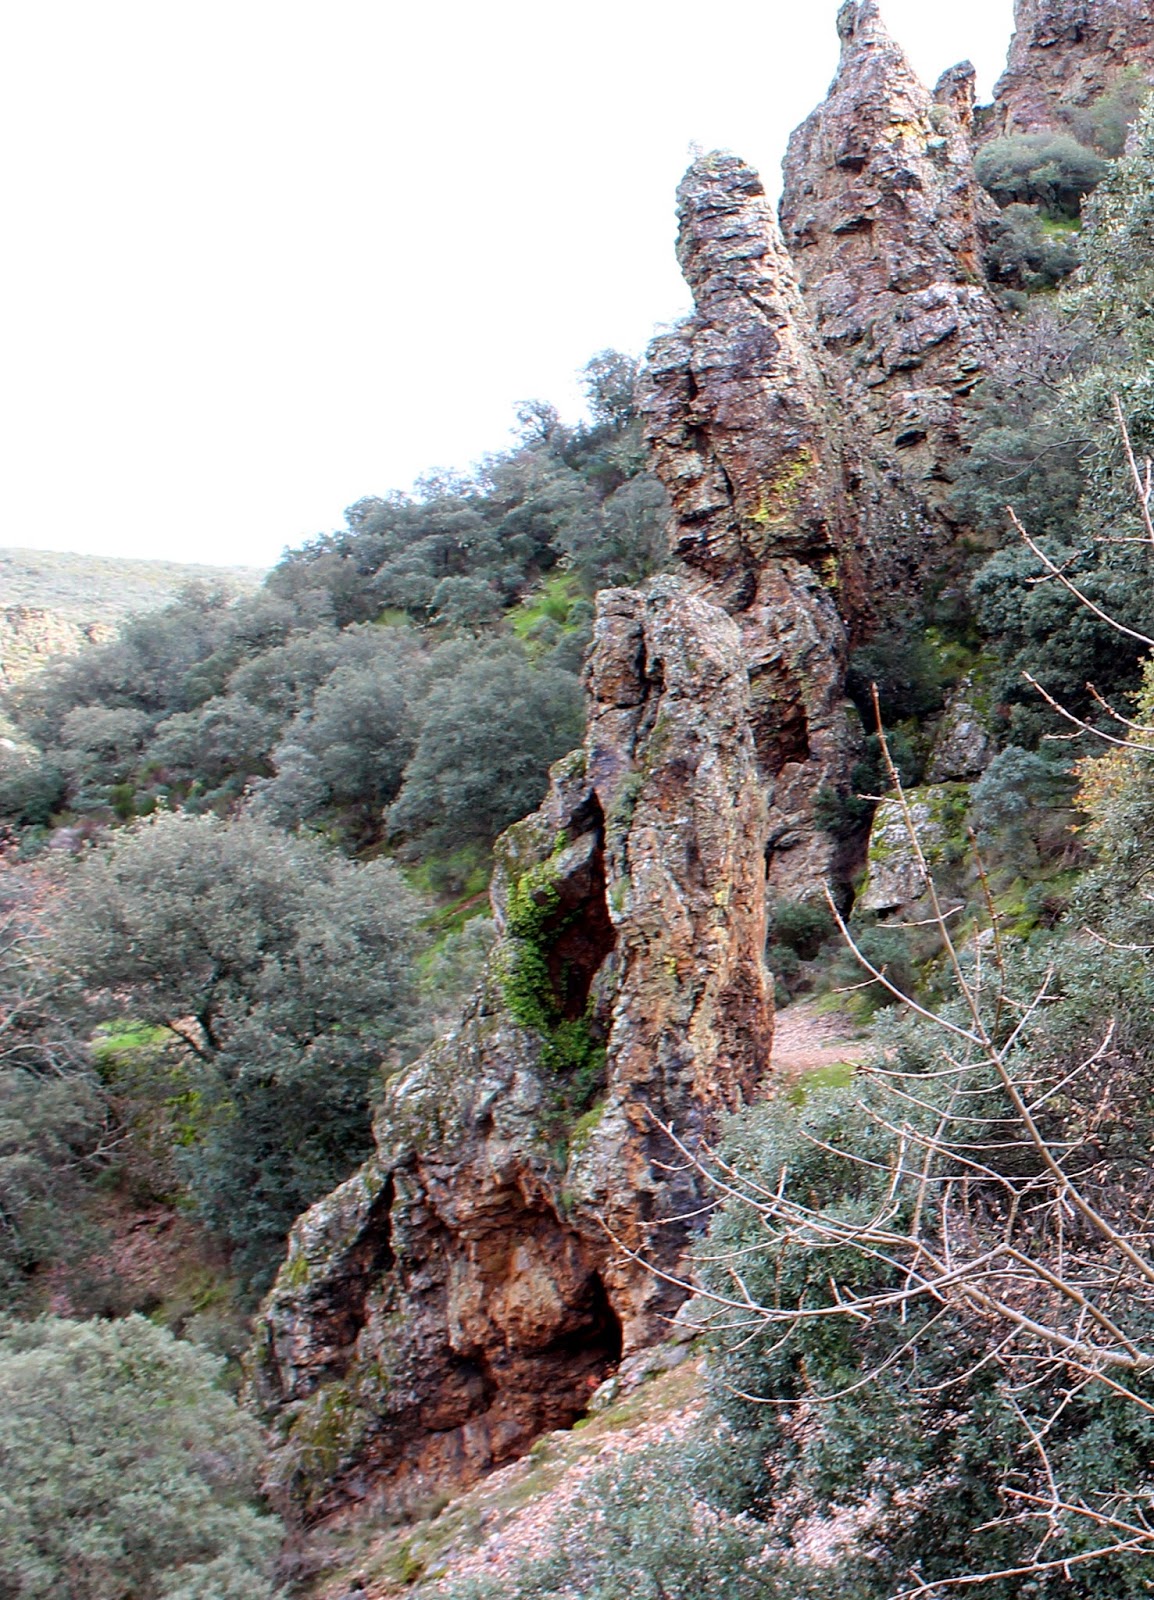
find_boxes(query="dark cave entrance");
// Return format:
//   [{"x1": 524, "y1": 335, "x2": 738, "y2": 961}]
[{"x1": 542, "y1": 796, "x2": 618, "y2": 1022}]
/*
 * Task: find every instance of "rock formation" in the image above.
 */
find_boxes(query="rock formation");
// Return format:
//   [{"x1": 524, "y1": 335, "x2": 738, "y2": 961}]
[
  {"x1": 639, "y1": 152, "x2": 861, "y2": 901},
  {"x1": 252, "y1": 577, "x2": 772, "y2": 1520},
  {"x1": 780, "y1": 0, "x2": 1005, "y2": 503},
  {"x1": 991, "y1": 0, "x2": 1154, "y2": 138},
  {"x1": 252, "y1": 0, "x2": 1139, "y2": 1528}
]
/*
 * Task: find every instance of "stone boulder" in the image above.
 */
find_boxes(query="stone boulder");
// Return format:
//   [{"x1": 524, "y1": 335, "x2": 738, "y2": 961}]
[
  {"x1": 927, "y1": 679, "x2": 994, "y2": 783},
  {"x1": 858, "y1": 783, "x2": 971, "y2": 916}
]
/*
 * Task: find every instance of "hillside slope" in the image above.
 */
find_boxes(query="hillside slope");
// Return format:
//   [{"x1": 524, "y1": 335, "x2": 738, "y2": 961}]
[
  {"x1": 0, "y1": 545, "x2": 266, "y2": 687},
  {"x1": 0, "y1": 545, "x2": 265, "y2": 623}
]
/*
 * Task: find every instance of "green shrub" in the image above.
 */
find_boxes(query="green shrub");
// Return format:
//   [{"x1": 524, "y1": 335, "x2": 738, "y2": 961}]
[
  {"x1": 55, "y1": 811, "x2": 420, "y2": 1290},
  {"x1": 0, "y1": 747, "x2": 65, "y2": 827},
  {"x1": 0, "y1": 1315, "x2": 283, "y2": 1599},
  {"x1": 970, "y1": 745, "x2": 1073, "y2": 856},
  {"x1": 975, "y1": 132, "x2": 1107, "y2": 218},
  {"x1": 847, "y1": 627, "x2": 951, "y2": 727},
  {"x1": 829, "y1": 924, "x2": 918, "y2": 1009},
  {"x1": 983, "y1": 202, "x2": 1082, "y2": 290},
  {"x1": 1068, "y1": 67, "x2": 1151, "y2": 158},
  {"x1": 769, "y1": 901, "x2": 835, "y2": 961}
]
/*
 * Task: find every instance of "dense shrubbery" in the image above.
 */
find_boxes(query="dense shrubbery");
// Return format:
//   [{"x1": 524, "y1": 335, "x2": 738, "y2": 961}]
[
  {"x1": 983, "y1": 202, "x2": 1081, "y2": 290},
  {"x1": 54, "y1": 812, "x2": 420, "y2": 1290},
  {"x1": 0, "y1": 351, "x2": 663, "y2": 854},
  {"x1": 0, "y1": 1315, "x2": 283, "y2": 1599},
  {"x1": 0, "y1": 875, "x2": 108, "y2": 1307},
  {"x1": 976, "y1": 131, "x2": 1106, "y2": 217},
  {"x1": 1066, "y1": 67, "x2": 1151, "y2": 159},
  {"x1": 960, "y1": 105, "x2": 1154, "y2": 748}
]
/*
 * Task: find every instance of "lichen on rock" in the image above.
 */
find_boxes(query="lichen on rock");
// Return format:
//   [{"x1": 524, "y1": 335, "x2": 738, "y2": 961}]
[{"x1": 780, "y1": 0, "x2": 1005, "y2": 500}]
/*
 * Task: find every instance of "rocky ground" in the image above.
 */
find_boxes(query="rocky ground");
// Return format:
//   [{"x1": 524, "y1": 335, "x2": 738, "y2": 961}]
[
  {"x1": 298, "y1": 1356, "x2": 704, "y2": 1599},
  {"x1": 769, "y1": 999, "x2": 871, "y2": 1082}
]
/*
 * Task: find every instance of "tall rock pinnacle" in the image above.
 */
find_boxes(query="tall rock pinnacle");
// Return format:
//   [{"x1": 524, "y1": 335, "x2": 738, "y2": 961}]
[
  {"x1": 644, "y1": 153, "x2": 847, "y2": 595},
  {"x1": 780, "y1": 0, "x2": 1004, "y2": 498},
  {"x1": 640, "y1": 152, "x2": 862, "y2": 900},
  {"x1": 252, "y1": 577, "x2": 774, "y2": 1521}
]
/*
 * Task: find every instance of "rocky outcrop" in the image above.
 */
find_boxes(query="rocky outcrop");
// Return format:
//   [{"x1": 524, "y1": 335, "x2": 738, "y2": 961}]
[
  {"x1": 252, "y1": 0, "x2": 1142, "y2": 1533},
  {"x1": 859, "y1": 783, "x2": 971, "y2": 916},
  {"x1": 0, "y1": 607, "x2": 115, "y2": 687},
  {"x1": 639, "y1": 153, "x2": 867, "y2": 901},
  {"x1": 926, "y1": 679, "x2": 994, "y2": 783},
  {"x1": 252, "y1": 577, "x2": 772, "y2": 1521},
  {"x1": 780, "y1": 1, "x2": 1005, "y2": 503},
  {"x1": 991, "y1": 0, "x2": 1154, "y2": 138}
]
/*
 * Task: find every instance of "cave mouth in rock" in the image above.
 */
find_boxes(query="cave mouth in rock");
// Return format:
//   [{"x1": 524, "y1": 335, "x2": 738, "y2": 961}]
[
  {"x1": 551, "y1": 1269, "x2": 625, "y2": 1384},
  {"x1": 547, "y1": 800, "x2": 618, "y2": 1022}
]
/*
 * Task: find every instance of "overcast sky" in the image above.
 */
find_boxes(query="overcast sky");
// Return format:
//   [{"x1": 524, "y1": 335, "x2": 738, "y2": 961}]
[{"x1": 0, "y1": 0, "x2": 1017, "y2": 571}]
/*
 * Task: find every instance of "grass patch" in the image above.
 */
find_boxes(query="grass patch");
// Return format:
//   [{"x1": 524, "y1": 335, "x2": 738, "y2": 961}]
[
  {"x1": 788, "y1": 1060, "x2": 857, "y2": 1107},
  {"x1": 91, "y1": 1021, "x2": 170, "y2": 1072},
  {"x1": 510, "y1": 574, "x2": 583, "y2": 641}
]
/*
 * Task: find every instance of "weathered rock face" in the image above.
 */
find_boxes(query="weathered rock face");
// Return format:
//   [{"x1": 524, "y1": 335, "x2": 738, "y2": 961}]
[
  {"x1": 780, "y1": 0, "x2": 1005, "y2": 501},
  {"x1": 926, "y1": 678, "x2": 994, "y2": 784},
  {"x1": 991, "y1": 0, "x2": 1154, "y2": 138},
  {"x1": 252, "y1": 577, "x2": 772, "y2": 1521},
  {"x1": 639, "y1": 153, "x2": 865, "y2": 901}
]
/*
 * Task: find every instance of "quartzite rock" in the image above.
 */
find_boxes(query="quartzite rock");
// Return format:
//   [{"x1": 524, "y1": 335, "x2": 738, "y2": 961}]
[
  {"x1": 780, "y1": 0, "x2": 1005, "y2": 500},
  {"x1": 639, "y1": 153, "x2": 863, "y2": 900},
  {"x1": 252, "y1": 577, "x2": 772, "y2": 1521},
  {"x1": 926, "y1": 678, "x2": 994, "y2": 783},
  {"x1": 991, "y1": 0, "x2": 1154, "y2": 138}
]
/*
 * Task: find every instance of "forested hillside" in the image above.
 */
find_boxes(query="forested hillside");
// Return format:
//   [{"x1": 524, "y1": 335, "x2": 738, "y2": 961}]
[{"x1": 3, "y1": 3, "x2": 1154, "y2": 1598}]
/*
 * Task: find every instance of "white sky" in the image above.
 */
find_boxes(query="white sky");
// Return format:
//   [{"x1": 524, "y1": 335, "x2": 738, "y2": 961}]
[{"x1": 0, "y1": 0, "x2": 1017, "y2": 571}]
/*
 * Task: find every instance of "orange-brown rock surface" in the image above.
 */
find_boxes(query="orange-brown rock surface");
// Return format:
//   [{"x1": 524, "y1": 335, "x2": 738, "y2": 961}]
[
  {"x1": 252, "y1": 577, "x2": 772, "y2": 1521},
  {"x1": 991, "y1": 0, "x2": 1154, "y2": 138}
]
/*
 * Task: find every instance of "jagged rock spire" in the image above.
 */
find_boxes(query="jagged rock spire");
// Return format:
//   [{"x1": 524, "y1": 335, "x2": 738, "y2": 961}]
[
  {"x1": 643, "y1": 152, "x2": 845, "y2": 596},
  {"x1": 252, "y1": 576, "x2": 774, "y2": 1521},
  {"x1": 837, "y1": 0, "x2": 889, "y2": 47},
  {"x1": 991, "y1": 0, "x2": 1154, "y2": 137},
  {"x1": 639, "y1": 151, "x2": 862, "y2": 900},
  {"x1": 780, "y1": 1, "x2": 1003, "y2": 494}
]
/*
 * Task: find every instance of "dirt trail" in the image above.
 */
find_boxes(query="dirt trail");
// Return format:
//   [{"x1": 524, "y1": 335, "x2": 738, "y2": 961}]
[{"x1": 770, "y1": 999, "x2": 871, "y2": 1081}]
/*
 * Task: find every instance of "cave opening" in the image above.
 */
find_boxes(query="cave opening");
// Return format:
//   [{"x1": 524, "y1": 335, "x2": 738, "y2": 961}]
[{"x1": 544, "y1": 797, "x2": 618, "y2": 1022}]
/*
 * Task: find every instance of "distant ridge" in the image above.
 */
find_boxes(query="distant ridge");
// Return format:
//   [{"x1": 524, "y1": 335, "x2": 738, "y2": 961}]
[{"x1": 0, "y1": 545, "x2": 266, "y2": 625}]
